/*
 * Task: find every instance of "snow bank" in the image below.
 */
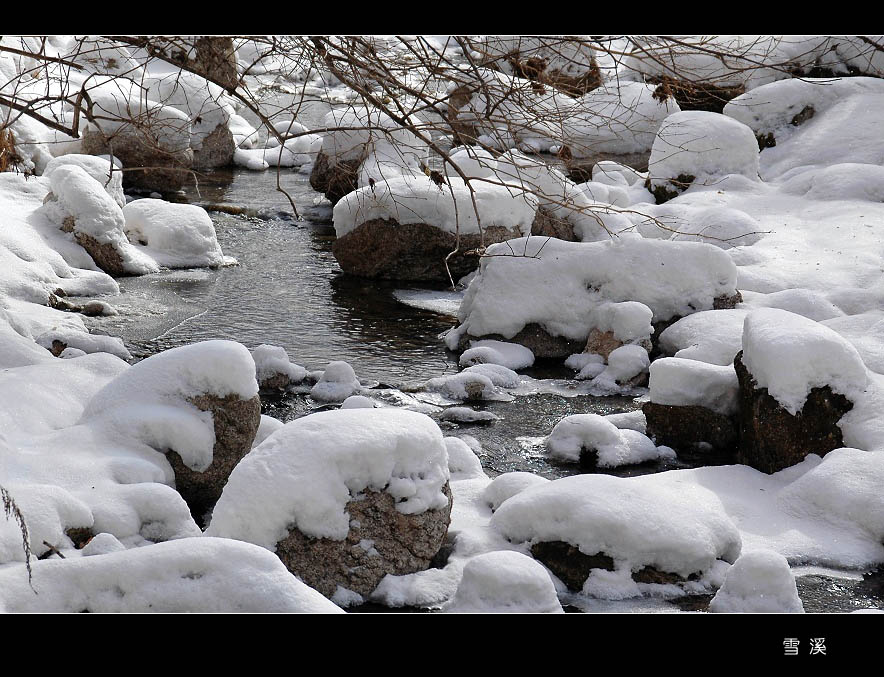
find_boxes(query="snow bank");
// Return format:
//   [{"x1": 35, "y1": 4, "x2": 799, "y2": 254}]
[
  {"x1": 546, "y1": 413, "x2": 672, "y2": 467},
  {"x1": 122, "y1": 199, "x2": 230, "y2": 268},
  {"x1": 708, "y1": 549, "x2": 804, "y2": 613},
  {"x1": 649, "y1": 357, "x2": 739, "y2": 416},
  {"x1": 0, "y1": 537, "x2": 342, "y2": 613},
  {"x1": 442, "y1": 550, "x2": 562, "y2": 613},
  {"x1": 456, "y1": 236, "x2": 738, "y2": 342},
  {"x1": 741, "y1": 309, "x2": 869, "y2": 415},
  {"x1": 492, "y1": 473, "x2": 742, "y2": 578},
  {"x1": 648, "y1": 111, "x2": 760, "y2": 198},
  {"x1": 206, "y1": 408, "x2": 450, "y2": 546}
]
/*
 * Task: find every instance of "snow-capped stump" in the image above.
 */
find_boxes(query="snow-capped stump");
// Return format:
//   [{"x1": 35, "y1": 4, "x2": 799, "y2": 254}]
[
  {"x1": 251, "y1": 344, "x2": 308, "y2": 392},
  {"x1": 82, "y1": 340, "x2": 261, "y2": 522},
  {"x1": 205, "y1": 408, "x2": 453, "y2": 599},
  {"x1": 736, "y1": 309, "x2": 868, "y2": 473},
  {"x1": 310, "y1": 360, "x2": 361, "y2": 402},
  {"x1": 450, "y1": 236, "x2": 739, "y2": 358},
  {"x1": 0, "y1": 537, "x2": 343, "y2": 613},
  {"x1": 643, "y1": 357, "x2": 740, "y2": 453},
  {"x1": 81, "y1": 87, "x2": 194, "y2": 194},
  {"x1": 459, "y1": 340, "x2": 535, "y2": 370},
  {"x1": 331, "y1": 174, "x2": 538, "y2": 282},
  {"x1": 481, "y1": 472, "x2": 550, "y2": 512},
  {"x1": 442, "y1": 550, "x2": 563, "y2": 613},
  {"x1": 583, "y1": 301, "x2": 653, "y2": 360},
  {"x1": 491, "y1": 474, "x2": 741, "y2": 592},
  {"x1": 43, "y1": 154, "x2": 125, "y2": 208},
  {"x1": 122, "y1": 199, "x2": 230, "y2": 269},
  {"x1": 38, "y1": 165, "x2": 159, "y2": 277},
  {"x1": 708, "y1": 550, "x2": 804, "y2": 613},
  {"x1": 647, "y1": 111, "x2": 759, "y2": 202},
  {"x1": 545, "y1": 413, "x2": 674, "y2": 469}
]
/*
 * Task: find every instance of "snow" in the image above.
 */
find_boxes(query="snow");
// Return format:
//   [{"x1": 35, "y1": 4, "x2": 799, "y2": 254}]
[
  {"x1": 708, "y1": 550, "x2": 804, "y2": 613},
  {"x1": 319, "y1": 106, "x2": 426, "y2": 167},
  {"x1": 253, "y1": 415, "x2": 284, "y2": 448},
  {"x1": 440, "y1": 407, "x2": 499, "y2": 424},
  {"x1": 491, "y1": 473, "x2": 742, "y2": 579},
  {"x1": 206, "y1": 408, "x2": 450, "y2": 546},
  {"x1": 456, "y1": 236, "x2": 738, "y2": 343},
  {"x1": 39, "y1": 165, "x2": 159, "y2": 275},
  {"x1": 481, "y1": 472, "x2": 550, "y2": 512},
  {"x1": 459, "y1": 340, "x2": 535, "y2": 370},
  {"x1": 445, "y1": 436, "x2": 486, "y2": 481},
  {"x1": 0, "y1": 537, "x2": 343, "y2": 613},
  {"x1": 341, "y1": 395, "x2": 377, "y2": 409},
  {"x1": 122, "y1": 199, "x2": 231, "y2": 268},
  {"x1": 741, "y1": 308, "x2": 869, "y2": 415},
  {"x1": 442, "y1": 550, "x2": 563, "y2": 613},
  {"x1": 649, "y1": 357, "x2": 739, "y2": 416},
  {"x1": 545, "y1": 413, "x2": 673, "y2": 467},
  {"x1": 588, "y1": 301, "x2": 654, "y2": 344},
  {"x1": 648, "y1": 111, "x2": 760, "y2": 197},
  {"x1": 35, "y1": 327, "x2": 131, "y2": 360},
  {"x1": 43, "y1": 154, "x2": 125, "y2": 208},
  {"x1": 310, "y1": 360, "x2": 362, "y2": 402},
  {"x1": 333, "y1": 173, "x2": 538, "y2": 239},
  {"x1": 251, "y1": 344, "x2": 307, "y2": 385}
]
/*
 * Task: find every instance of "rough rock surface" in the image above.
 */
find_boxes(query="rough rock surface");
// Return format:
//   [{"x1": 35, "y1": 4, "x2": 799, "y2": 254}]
[
  {"x1": 531, "y1": 206, "x2": 577, "y2": 241},
  {"x1": 649, "y1": 77, "x2": 745, "y2": 114},
  {"x1": 643, "y1": 401, "x2": 739, "y2": 453},
  {"x1": 258, "y1": 373, "x2": 294, "y2": 393},
  {"x1": 309, "y1": 152, "x2": 362, "y2": 204},
  {"x1": 82, "y1": 128, "x2": 194, "y2": 194},
  {"x1": 332, "y1": 218, "x2": 523, "y2": 281},
  {"x1": 734, "y1": 352, "x2": 853, "y2": 474},
  {"x1": 275, "y1": 483, "x2": 453, "y2": 598},
  {"x1": 192, "y1": 123, "x2": 235, "y2": 169},
  {"x1": 166, "y1": 393, "x2": 261, "y2": 523},
  {"x1": 60, "y1": 215, "x2": 126, "y2": 276}
]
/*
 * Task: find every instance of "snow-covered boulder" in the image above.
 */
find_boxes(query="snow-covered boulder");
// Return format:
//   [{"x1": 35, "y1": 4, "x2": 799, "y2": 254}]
[
  {"x1": 491, "y1": 473, "x2": 741, "y2": 592},
  {"x1": 736, "y1": 309, "x2": 868, "y2": 473},
  {"x1": 643, "y1": 357, "x2": 740, "y2": 453},
  {"x1": 122, "y1": 199, "x2": 229, "y2": 268},
  {"x1": 38, "y1": 165, "x2": 159, "y2": 276},
  {"x1": 82, "y1": 340, "x2": 261, "y2": 521},
  {"x1": 206, "y1": 408, "x2": 453, "y2": 599},
  {"x1": 251, "y1": 344, "x2": 308, "y2": 391},
  {"x1": 481, "y1": 472, "x2": 550, "y2": 512},
  {"x1": 647, "y1": 111, "x2": 759, "y2": 202},
  {"x1": 442, "y1": 550, "x2": 563, "y2": 613},
  {"x1": 445, "y1": 436, "x2": 486, "y2": 481},
  {"x1": 450, "y1": 236, "x2": 739, "y2": 358},
  {"x1": 331, "y1": 174, "x2": 537, "y2": 281},
  {"x1": 708, "y1": 550, "x2": 804, "y2": 613},
  {"x1": 583, "y1": 301, "x2": 654, "y2": 359},
  {"x1": 459, "y1": 340, "x2": 535, "y2": 370},
  {"x1": 0, "y1": 537, "x2": 342, "y2": 613},
  {"x1": 43, "y1": 154, "x2": 125, "y2": 208},
  {"x1": 310, "y1": 360, "x2": 361, "y2": 402},
  {"x1": 545, "y1": 413, "x2": 674, "y2": 468}
]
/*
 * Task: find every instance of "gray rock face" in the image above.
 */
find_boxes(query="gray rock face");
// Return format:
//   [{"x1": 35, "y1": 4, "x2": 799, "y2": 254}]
[
  {"x1": 275, "y1": 483, "x2": 453, "y2": 599},
  {"x1": 734, "y1": 352, "x2": 852, "y2": 474},
  {"x1": 192, "y1": 123, "x2": 235, "y2": 169},
  {"x1": 309, "y1": 152, "x2": 362, "y2": 204},
  {"x1": 166, "y1": 393, "x2": 261, "y2": 523},
  {"x1": 82, "y1": 128, "x2": 194, "y2": 194},
  {"x1": 59, "y1": 214, "x2": 126, "y2": 276},
  {"x1": 643, "y1": 401, "x2": 738, "y2": 453},
  {"x1": 332, "y1": 218, "x2": 523, "y2": 282},
  {"x1": 531, "y1": 206, "x2": 577, "y2": 241}
]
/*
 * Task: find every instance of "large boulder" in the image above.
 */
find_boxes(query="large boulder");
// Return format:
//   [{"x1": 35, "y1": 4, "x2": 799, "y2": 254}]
[
  {"x1": 309, "y1": 151, "x2": 361, "y2": 204},
  {"x1": 206, "y1": 408, "x2": 453, "y2": 600}
]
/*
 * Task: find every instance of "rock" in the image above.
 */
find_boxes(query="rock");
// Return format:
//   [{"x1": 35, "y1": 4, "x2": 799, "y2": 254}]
[
  {"x1": 643, "y1": 401, "x2": 738, "y2": 453},
  {"x1": 82, "y1": 128, "x2": 193, "y2": 194},
  {"x1": 445, "y1": 83, "x2": 479, "y2": 146},
  {"x1": 332, "y1": 218, "x2": 523, "y2": 282},
  {"x1": 58, "y1": 215, "x2": 127, "y2": 276},
  {"x1": 47, "y1": 291, "x2": 81, "y2": 313},
  {"x1": 565, "y1": 151, "x2": 652, "y2": 183},
  {"x1": 649, "y1": 77, "x2": 745, "y2": 114},
  {"x1": 530, "y1": 206, "x2": 577, "y2": 241},
  {"x1": 165, "y1": 393, "x2": 261, "y2": 523},
  {"x1": 275, "y1": 483, "x2": 452, "y2": 598},
  {"x1": 192, "y1": 122, "x2": 235, "y2": 169},
  {"x1": 734, "y1": 352, "x2": 852, "y2": 474},
  {"x1": 584, "y1": 328, "x2": 623, "y2": 360},
  {"x1": 309, "y1": 151, "x2": 362, "y2": 204}
]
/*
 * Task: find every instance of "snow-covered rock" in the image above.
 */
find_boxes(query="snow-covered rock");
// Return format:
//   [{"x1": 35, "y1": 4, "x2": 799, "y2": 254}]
[
  {"x1": 310, "y1": 360, "x2": 361, "y2": 402},
  {"x1": 251, "y1": 344, "x2": 308, "y2": 391},
  {"x1": 708, "y1": 549, "x2": 804, "y2": 613},
  {"x1": 459, "y1": 340, "x2": 535, "y2": 370},
  {"x1": 546, "y1": 413, "x2": 673, "y2": 467}
]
